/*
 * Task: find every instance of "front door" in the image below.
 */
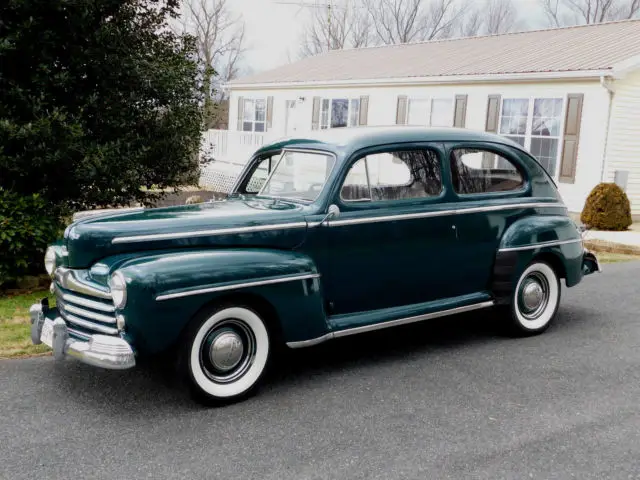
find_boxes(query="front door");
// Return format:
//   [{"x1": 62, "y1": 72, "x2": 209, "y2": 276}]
[
  {"x1": 284, "y1": 100, "x2": 297, "y2": 136},
  {"x1": 318, "y1": 143, "x2": 459, "y2": 316}
]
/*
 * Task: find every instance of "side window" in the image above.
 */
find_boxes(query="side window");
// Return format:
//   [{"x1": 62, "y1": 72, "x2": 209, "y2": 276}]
[
  {"x1": 450, "y1": 148, "x2": 524, "y2": 194},
  {"x1": 341, "y1": 149, "x2": 442, "y2": 202}
]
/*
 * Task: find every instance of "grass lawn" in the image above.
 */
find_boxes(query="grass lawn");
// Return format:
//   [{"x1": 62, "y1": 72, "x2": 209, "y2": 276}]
[
  {"x1": 1, "y1": 250, "x2": 639, "y2": 359},
  {"x1": 0, "y1": 290, "x2": 53, "y2": 358}
]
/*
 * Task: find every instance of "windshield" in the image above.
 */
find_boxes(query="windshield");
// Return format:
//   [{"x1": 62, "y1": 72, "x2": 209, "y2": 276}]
[{"x1": 258, "y1": 150, "x2": 336, "y2": 202}]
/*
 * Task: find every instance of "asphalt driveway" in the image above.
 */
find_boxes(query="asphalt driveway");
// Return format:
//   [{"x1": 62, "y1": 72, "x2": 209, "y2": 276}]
[{"x1": 2, "y1": 262, "x2": 640, "y2": 479}]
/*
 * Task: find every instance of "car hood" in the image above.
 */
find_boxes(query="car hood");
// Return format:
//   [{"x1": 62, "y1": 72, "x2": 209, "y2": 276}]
[{"x1": 64, "y1": 198, "x2": 312, "y2": 268}]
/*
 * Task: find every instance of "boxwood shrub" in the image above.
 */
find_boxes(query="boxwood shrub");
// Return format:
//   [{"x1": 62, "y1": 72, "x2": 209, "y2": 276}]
[
  {"x1": 0, "y1": 188, "x2": 63, "y2": 286},
  {"x1": 580, "y1": 183, "x2": 632, "y2": 231}
]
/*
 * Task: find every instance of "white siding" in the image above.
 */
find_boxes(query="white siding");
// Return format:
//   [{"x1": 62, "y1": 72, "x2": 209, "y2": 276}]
[
  {"x1": 228, "y1": 80, "x2": 610, "y2": 212},
  {"x1": 604, "y1": 70, "x2": 640, "y2": 216}
]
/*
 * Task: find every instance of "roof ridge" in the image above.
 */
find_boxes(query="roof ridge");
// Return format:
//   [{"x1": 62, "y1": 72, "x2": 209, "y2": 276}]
[{"x1": 330, "y1": 17, "x2": 640, "y2": 54}]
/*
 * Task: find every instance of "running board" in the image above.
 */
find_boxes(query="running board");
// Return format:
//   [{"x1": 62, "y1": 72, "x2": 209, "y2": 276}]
[{"x1": 286, "y1": 300, "x2": 495, "y2": 349}]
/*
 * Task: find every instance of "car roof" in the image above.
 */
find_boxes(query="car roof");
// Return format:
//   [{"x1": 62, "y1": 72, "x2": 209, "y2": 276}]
[{"x1": 255, "y1": 126, "x2": 527, "y2": 156}]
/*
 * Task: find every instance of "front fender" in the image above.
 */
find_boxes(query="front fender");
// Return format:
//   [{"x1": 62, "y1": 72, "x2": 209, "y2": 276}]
[
  {"x1": 113, "y1": 248, "x2": 328, "y2": 355},
  {"x1": 492, "y1": 215, "x2": 584, "y2": 303}
]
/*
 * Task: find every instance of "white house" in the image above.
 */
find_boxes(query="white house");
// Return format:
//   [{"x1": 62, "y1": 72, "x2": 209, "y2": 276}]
[{"x1": 209, "y1": 19, "x2": 640, "y2": 216}]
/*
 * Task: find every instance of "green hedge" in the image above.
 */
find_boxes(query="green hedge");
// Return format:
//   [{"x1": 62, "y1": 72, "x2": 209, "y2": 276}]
[{"x1": 0, "y1": 189, "x2": 63, "y2": 286}]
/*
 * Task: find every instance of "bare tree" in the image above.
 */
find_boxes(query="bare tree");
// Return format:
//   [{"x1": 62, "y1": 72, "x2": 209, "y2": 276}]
[
  {"x1": 363, "y1": 0, "x2": 464, "y2": 44},
  {"x1": 485, "y1": 0, "x2": 518, "y2": 33},
  {"x1": 173, "y1": 0, "x2": 246, "y2": 128},
  {"x1": 541, "y1": 0, "x2": 640, "y2": 26},
  {"x1": 300, "y1": 2, "x2": 373, "y2": 56}
]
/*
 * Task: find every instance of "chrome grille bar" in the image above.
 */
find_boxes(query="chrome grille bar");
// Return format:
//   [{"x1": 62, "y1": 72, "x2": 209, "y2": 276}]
[
  {"x1": 58, "y1": 300, "x2": 117, "y2": 324},
  {"x1": 60, "y1": 311, "x2": 119, "y2": 335},
  {"x1": 54, "y1": 285, "x2": 115, "y2": 313}
]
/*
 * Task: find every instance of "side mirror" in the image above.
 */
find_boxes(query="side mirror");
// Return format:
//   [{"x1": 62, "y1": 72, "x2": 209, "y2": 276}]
[{"x1": 321, "y1": 204, "x2": 340, "y2": 225}]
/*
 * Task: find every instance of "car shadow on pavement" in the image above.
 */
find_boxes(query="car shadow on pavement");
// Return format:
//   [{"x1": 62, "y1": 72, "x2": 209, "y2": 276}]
[{"x1": 49, "y1": 305, "x2": 590, "y2": 412}]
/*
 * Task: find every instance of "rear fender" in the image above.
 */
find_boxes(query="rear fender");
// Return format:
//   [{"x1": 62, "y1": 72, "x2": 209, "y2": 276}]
[
  {"x1": 115, "y1": 249, "x2": 328, "y2": 355},
  {"x1": 491, "y1": 215, "x2": 584, "y2": 304}
]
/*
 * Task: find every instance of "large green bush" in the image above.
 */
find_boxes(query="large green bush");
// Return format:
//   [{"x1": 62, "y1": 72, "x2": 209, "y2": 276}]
[
  {"x1": 0, "y1": 0, "x2": 204, "y2": 211},
  {"x1": 580, "y1": 183, "x2": 632, "y2": 231},
  {"x1": 0, "y1": 189, "x2": 63, "y2": 286}
]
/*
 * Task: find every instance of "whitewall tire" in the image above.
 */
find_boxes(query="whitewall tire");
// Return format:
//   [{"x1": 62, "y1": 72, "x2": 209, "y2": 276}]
[
  {"x1": 181, "y1": 305, "x2": 271, "y2": 405},
  {"x1": 508, "y1": 261, "x2": 561, "y2": 336}
]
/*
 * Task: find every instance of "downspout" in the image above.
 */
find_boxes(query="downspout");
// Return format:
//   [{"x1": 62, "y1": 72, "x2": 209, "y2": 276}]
[{"x1": 599, "y1": 75, "x2": 615, "y2": 182}]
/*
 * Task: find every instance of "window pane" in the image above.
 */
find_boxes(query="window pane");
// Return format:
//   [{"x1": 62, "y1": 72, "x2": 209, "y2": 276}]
[
  {"x1": 255, "y1": 99, "x2": 266, "y2": 122},
  {"x1": 451, "y1": 148, "x2": 524, "y2": 194},
  {"x1": 500, "y1": 99, "x2": 529, "y2": 135},
  {"x1": 260, "y1": 151, "x2": 336, "y2": 201},
  {"x1": 254, "y1": 122, "x2": 265, "y2": 133},
  {"x1": 430, "y1": 98, "x2": 453, "y2": 127},
  {"x1": 331, "y1": 99, "x2": 349, "y2": 128},
  {"x1": 369, "y1": 150, "x2": 442, "y2": 201},
  {"x1": 504, "y1": 135, "x2": 526, "y2": 147},
  {"x1": 407, "y1": 98, "x2": 429, "y2": 125},
  {"x1": 349, "y1": 99, "x2": 360, "y2": 127},
  {"x1": 530, "y1": 137, "x2": 559, "y2": 176},
  {"x1": 243, "y1": 99, "x2": 255, "y2": 122},
  {"x1": 341, "y1": 158, "x2": 370, "y2": 201},
  {"x1": 242, "y1": 122, "x2": 253, "y2": 132},
  {"x1": 532, "y1": 98, "x2": 562, "y2": 136}
]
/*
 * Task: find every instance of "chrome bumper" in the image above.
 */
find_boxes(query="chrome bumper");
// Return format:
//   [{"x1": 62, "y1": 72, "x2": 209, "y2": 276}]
[{"x1": 30, "y1": 302, "x2": 135, "y2": 370}]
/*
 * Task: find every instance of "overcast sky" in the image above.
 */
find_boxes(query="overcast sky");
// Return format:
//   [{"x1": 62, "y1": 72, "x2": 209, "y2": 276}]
[{"x1": 228, "y1": 0, "x2": 548, "y2": 76}]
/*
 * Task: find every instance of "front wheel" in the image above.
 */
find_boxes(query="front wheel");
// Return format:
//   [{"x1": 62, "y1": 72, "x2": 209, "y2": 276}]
[
  {"x1": 180, "y1": 305, "x2": 271, "y2": 405},
  {"x1": 505, "y1": 260, "x2": 561, "y2": 336}
]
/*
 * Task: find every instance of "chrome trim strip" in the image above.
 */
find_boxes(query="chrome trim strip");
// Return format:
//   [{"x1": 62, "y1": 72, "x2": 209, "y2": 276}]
[
  {"x1": 324, "y1": 202, "x2": 566, "y2": 227},
  {"x1": 55, "y1": 268, "x2": 112, "y2": 300},
  {"x1": 498, "y1": 238, "x2": 582, "y2": 252},
  {"x1": 286, "y1": 300, "x2": 495, "y2": 348},
  {"x1": 156, "y1": 273, "x2": 321, "y2": 301},
  {"x1": 112, "y1": 222, "x2": 308, "y2": 244},
  {"x1": 55, "y1": 286, "x2": 115, "y2": 312},
  {"x1": 67, "y1": 327, "x2": 91, "y2": 341},
  {"x1": 60, "y1": 312, "x2": 119, "y2": 335},
  {"x1": 58, "y1": 301, "x2": 117, "y2": 324}
]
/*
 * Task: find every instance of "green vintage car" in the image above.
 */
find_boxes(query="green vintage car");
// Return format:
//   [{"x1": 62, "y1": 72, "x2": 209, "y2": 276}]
[{"x1": 31, "y1": 126, "x2": 601, "y2": 404}]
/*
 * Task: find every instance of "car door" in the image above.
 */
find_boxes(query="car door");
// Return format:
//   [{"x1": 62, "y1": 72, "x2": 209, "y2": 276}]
[
  {"x1": 445, "y1": 141, "x2": 530, "y2": 296},
  {"x1": 319, "y1": 143, "x2": 459, "y2": 316}
]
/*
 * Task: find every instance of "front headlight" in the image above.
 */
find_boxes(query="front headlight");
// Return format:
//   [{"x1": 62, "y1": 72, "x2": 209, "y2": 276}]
[
  {"x1": 44, "y1": 247, "x2": 57, "y2": 276},
  {"x1": 109, "y1": 271, "x2": 127, "y2": 309}
]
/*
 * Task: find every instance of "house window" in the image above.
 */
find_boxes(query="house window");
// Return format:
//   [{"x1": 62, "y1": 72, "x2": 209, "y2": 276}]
[
  {"x1": 320, "y1": 98, "x2": 360, "y2": 129},
  {"x1": 499, "y1": 98, "x2": 564, "y2": 176},
  {"x1": 406, "y1": 97, "x2": 454, "y2": 127},
  {"x1": 243, "y1": 98, "x2": 266, "y2": 132}
]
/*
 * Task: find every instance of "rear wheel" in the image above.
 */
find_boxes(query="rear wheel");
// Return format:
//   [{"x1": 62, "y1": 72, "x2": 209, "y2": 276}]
[
  {"x1": 504, "y1": 260, "x2": 561, "y2": 336},
  {"x1": 180, "y1": 304, "x2": 271, "y2": 405}
]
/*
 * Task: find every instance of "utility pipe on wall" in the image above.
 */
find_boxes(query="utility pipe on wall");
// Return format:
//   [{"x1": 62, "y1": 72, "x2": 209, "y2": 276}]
[{"x1": 599, "y1": 75, "x2": 615, "y2": 183}]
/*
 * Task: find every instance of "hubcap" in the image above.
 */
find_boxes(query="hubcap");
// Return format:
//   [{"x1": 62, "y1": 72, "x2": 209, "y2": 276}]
[
  {"x1": 518, "y1": 272, "x2": 550, "y2": 320},
  {"x1": 199, "y1": 320, "x2": 256, "y2": 384},
  {"x1": 209, "y1": 331, "x2": 244, "y2": 372},
  {"x1": 522, "y1": 281, "x2": 544, "y2": 311}
]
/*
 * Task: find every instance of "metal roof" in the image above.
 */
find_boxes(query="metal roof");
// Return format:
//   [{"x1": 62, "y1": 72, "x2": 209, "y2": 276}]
[{"x1": 229, "y1": 19, "x2": 640, "y2": 87}]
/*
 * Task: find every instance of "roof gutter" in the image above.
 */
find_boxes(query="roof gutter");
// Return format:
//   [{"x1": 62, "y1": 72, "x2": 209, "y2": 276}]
[{"x1": 224, "y1": 69, "x2": 613, "y2": 90}]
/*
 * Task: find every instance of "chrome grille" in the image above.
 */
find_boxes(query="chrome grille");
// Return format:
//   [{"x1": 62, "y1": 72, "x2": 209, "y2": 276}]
[{"x1": 54, "y1": 277, "x2": 118, "y2": 338}]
